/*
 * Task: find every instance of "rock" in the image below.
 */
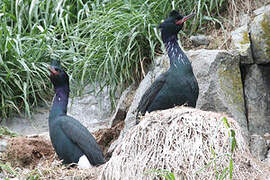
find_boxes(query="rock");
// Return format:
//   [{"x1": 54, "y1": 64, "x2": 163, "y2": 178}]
[
  {"x1": 250, "y1": 10, "x2": 270, "y2": 64},
  {"x1": 264, "y1": 133, "x2": 270, "y2": 147},
  {"x1": 2, "y1": 106, "x2": 49, "y2": 136},
  {"x1": 265, "y1": 149, "x2": 270, "y2": 163},
  {"x1": 68, "y1": 85, "x2": 116, "y2": 132},
  {"x1": 0, "y1": 138, "x2": 8, "y2": 152},
  {"x1": 239, "y1": 13, "x2": 251, "y2": 26},
  {"x1": 100, "y1": 107, "x2": 264, "y2": 180},
  {"x1": 110, "y1": 84, "x2": 136, "y2": 127},
  {"x1": 189, "y1": 49, "x2": 249, "y2": 140},
  {"x1": 243, "y1": 64, "x2": 270, "y2": 135},
  {"x1": 231, "y1": 25, "x2": 253, "y2": 64},
  {"x1": 253, "y1": 4, "x2": 270, "y2": 16},
  {"x1": 190, "y1": 35, "x2": 210, "y2": 46},
  {"x1": 250, "y1": 134, "x2": 268, "y2": 161},
  {"x1": 4, "y1": 85, "x2": 118, "y2": 135}
]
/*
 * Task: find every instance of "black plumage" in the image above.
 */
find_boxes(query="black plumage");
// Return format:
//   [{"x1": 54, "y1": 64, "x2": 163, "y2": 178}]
[
  {"x1": 137, "y1": 10, "x2": 199, "y2": 118},
  {"x1": 48, "y1": 60, "x2": 105, "y2": 166}
]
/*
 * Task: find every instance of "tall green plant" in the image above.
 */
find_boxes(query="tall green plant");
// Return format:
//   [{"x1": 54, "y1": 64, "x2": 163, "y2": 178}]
[{"x1": 0, "y1": 0, "x2": 227, "y2": 118}]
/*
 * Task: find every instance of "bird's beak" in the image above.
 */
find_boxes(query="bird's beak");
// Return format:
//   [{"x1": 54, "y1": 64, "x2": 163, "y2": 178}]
[
  {"x1": 48, "y1": 66, "x2": 59, "y2": 75},
  {"x1": 175, "y1": 13, "x2": 195, "y2": 25}
]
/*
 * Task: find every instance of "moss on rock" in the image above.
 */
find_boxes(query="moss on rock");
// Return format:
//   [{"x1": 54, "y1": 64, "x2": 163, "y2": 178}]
[
  {"x1": 240, "y1": 31, "x2": 250, "y2": 45},
  {"x1": 218, "y1": 59, "x2": 245, "y2": 114},
  {"x1": 261, "y1": 13, "x2": 270, "y2": 59}
]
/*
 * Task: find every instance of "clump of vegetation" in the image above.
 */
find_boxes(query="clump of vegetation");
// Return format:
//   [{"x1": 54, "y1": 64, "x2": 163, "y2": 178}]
[
  {"x1": 0, "y1": 0, "x2": 227, "y2": 118},
  {"x1": 0, "y1": 126, "x2": 18, "y2": 137}
]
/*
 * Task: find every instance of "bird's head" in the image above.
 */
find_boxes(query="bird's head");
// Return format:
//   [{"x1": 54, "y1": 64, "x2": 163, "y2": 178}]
[
  {"x1": 159, "y1": 10, "x2": 195, "y2": 42},
  {"x1": 48, "y1": 60, "x2": 69, "y2": 89}
]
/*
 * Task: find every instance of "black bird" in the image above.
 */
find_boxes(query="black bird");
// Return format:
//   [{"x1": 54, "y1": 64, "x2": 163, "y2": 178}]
[
  {"x1": 137, "y1": 10, "x2": 199, "y2": 119},
  {"x1": 48, "y1": 60, "x2": 105, "y2": 168}
]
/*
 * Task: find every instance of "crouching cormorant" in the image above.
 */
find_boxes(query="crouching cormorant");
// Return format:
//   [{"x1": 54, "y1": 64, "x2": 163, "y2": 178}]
[
  {"x1": 137, "y1": 10, "x2": 199, "y2": 119},
  {"x1": 48, "y1": 60, "x2": 105, "y2": 168}
]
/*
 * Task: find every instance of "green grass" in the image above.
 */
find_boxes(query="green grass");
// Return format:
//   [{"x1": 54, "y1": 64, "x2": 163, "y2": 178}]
[
  {"x1": 0, "y1": 0, "x2": 227, "y2": 119},
  {"x1": 0, "y1": 126, "x2": 18, "y2": 137}
]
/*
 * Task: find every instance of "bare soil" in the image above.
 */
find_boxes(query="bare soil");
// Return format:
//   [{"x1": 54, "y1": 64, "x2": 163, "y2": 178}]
[
  {"x1": 93, "y1": 120, "x2": 125, "y2": 160},
  {"x1": 5, "y1": 136, "x2": 55, "y2": 168},
  {"x1": 0, "y1": 120, "x2": 124, "y2": 179}
]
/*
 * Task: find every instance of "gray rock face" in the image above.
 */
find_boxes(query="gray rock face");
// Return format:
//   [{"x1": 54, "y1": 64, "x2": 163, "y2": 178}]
[
  {"x1": 230, "y1": 5, "x2": 270, "y2": 138},
  {"x1": 231, "y1": 25, "x2": 253, "y2": 64},
  {"x1": 250, "y1": 134, "x2": 268, "y2": 161},
  {"x1": 250, "y1": 11, "x2": 270, "y2": 64},
  {"x1": 0, "y1": 138, "x2": 8, "y2": 152},
  {"x1": 189, "y1": 50, "x2": 249, "y2": 139},
  {"x1": 190, "y1": 35, "x2": 210, "y2": 46},
  {"x1": 231, "y1": 5, "x2": 270, "y2": 65},
  {"x1": 253, "y1": 4, "x2": 270, "y2": 16},
  {"x1": 110, "y1": 84, "x2": 136, "y2": 127},
  {"x1": 67, "y1": 85, "x2": 114, "y2": 132},
  {"x1": 243, "y1": 64, "x2": 270, "y2": 135},
  {"x1": 4, "y1": 85, "x2": 115, "y2": 135}
]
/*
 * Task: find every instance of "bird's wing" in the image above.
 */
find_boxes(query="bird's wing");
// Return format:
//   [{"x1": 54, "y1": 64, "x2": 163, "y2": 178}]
[
  {"x1": 60, "y1": 117, "x2": 105, "y2": 165},
  {"x1": 137, "y1": 72, "x2": 168, "y2": 116}
]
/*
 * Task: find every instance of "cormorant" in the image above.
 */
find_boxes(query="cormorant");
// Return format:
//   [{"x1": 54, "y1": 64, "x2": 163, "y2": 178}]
[
  {"x1": 137, "y1": 10, "x2": 199, "y2": 119},
  {"x1": 48, "y1": 60, "x2": 105, "y2": 168}
]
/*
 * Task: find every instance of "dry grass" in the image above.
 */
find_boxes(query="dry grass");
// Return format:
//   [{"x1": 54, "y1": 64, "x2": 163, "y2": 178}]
[
  {"x1": 188, "y1": 0, "x2": 270, "y2": 50},
  {"x1": 100, "y1": 107, "x2": 269, "y2": 180},
  {"x1": 0, "y1": 158, "x2": 104, "y2": 179}
]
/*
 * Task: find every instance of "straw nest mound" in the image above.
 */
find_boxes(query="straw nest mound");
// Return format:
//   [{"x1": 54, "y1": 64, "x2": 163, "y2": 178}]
[{"x1": 100, "y1": 107, "x2": 270, "y2": 180}]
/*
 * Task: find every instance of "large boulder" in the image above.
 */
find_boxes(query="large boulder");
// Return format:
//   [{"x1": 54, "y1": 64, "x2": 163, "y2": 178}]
[
  {"x1": 4, "y1": 85, "x2": 116, "y2": 135},
  {"x1": 243, "y1": 64, "x2": 270, "y2": 135},
  {"x1": 100, "y1": 107, "x2": 268, "y2": 180},
  {"x1": 68, "y1": 85, "x2": 117, "y2": 132},
  {"x1": 190, "y1": 50, "x2": 248, "y2": 139},
  {"x1": 250, "y1": 9, "x2": 270, "y2": 64},
  {"x1": 109, "y1": 84, "x2": 136, "y2": 128},
  {"x1": 231, "y1": 5, "x2": 270, "y2": 65},
  {"x1": 231, "y1": 25, "x2": 253, "y2": 64}
]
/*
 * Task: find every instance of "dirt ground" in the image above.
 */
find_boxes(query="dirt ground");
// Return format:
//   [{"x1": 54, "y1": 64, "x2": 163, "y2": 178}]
[{"x1": 0, "y1": 120, "x2": 124, "y2": 179}]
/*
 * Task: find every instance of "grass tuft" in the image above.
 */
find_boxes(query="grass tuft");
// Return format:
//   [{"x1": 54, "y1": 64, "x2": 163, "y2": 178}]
[{"x1": 1, "y1": 0, "x2": 231, "y2": 118}]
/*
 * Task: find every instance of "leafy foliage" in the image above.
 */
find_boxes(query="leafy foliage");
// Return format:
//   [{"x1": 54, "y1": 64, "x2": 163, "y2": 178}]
[
  {"x1": 0, "y1": 126, "x2": 18, "y2": 137},
  {"x1": 0, "y1": 0, "x2": 227, "y2": 118}
]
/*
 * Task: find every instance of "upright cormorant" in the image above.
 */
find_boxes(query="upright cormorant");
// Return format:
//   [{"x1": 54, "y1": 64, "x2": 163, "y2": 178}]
[
  {"x1": 48, "y1": 60, "x2": 105, "y2": 168},
  {"x1": 137, "y1": 11, "x2": 199, "y2": 119}
]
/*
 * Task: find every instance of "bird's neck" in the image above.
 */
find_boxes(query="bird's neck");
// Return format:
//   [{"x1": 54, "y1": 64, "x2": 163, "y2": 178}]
[
  {"x1": 164, "y1": 35, "x2": 190, "y2": 67},
  {"x1": 49, "y1": 86, "x2": 69, "y2": 121}
]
